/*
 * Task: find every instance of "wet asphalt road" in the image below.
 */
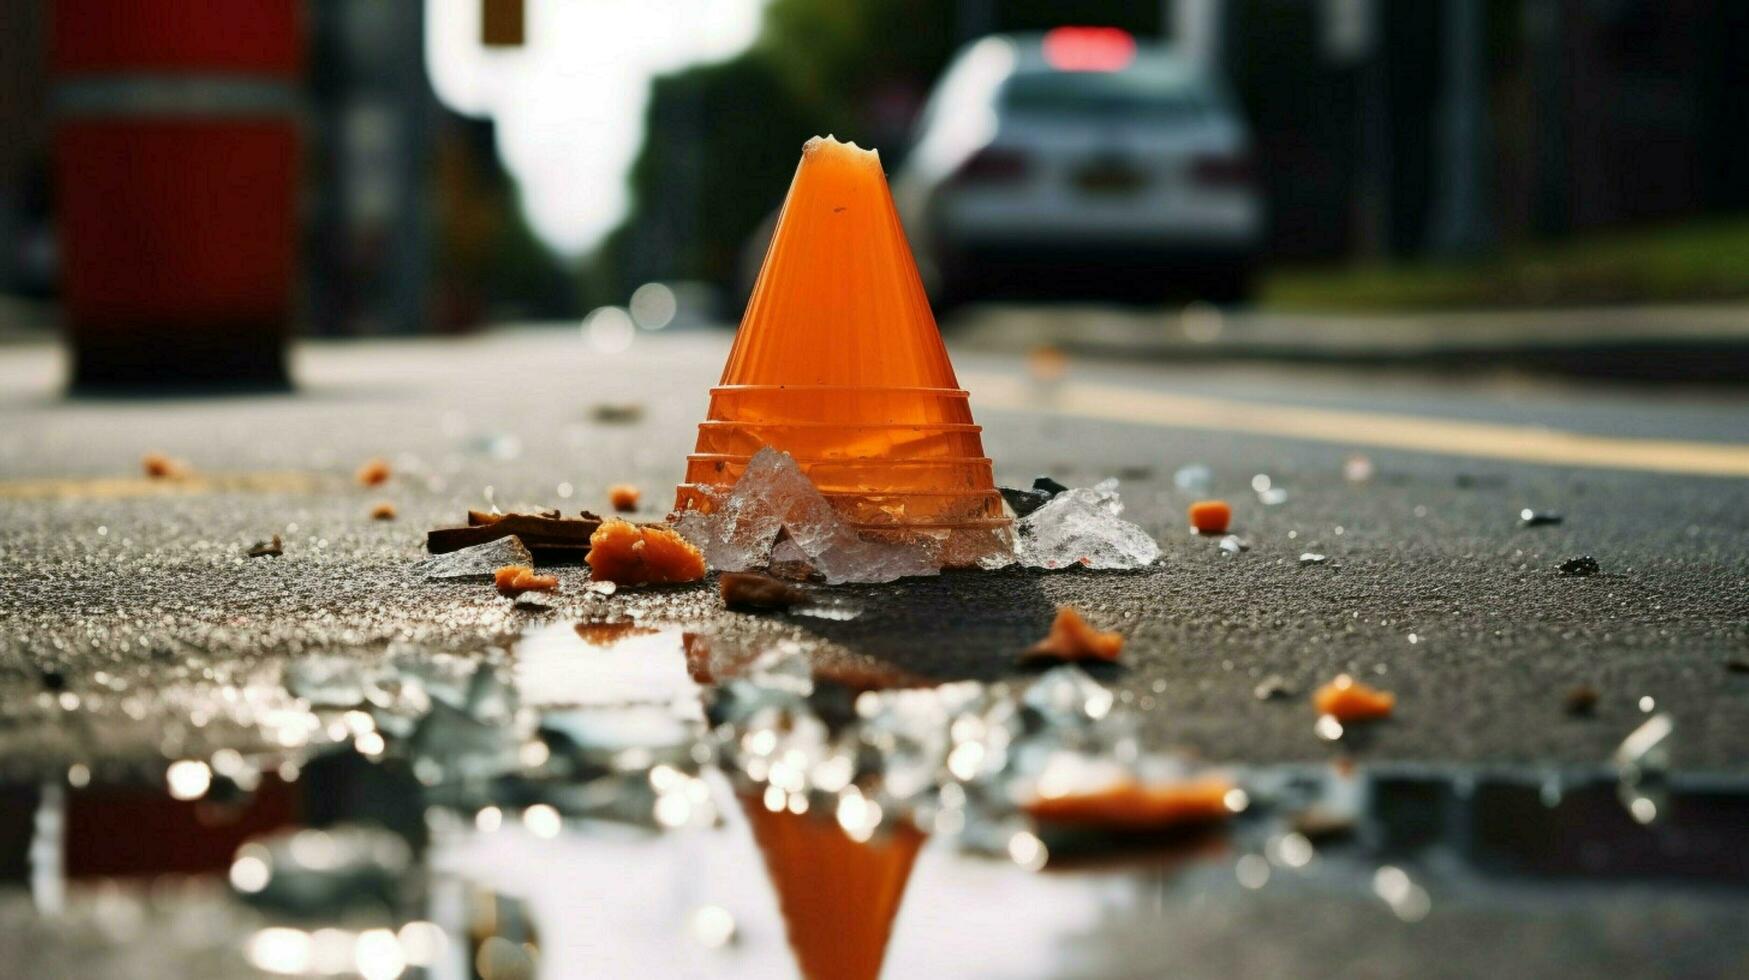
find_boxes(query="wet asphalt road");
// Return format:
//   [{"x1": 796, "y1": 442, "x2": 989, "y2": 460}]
[{"x1": 1, "y1": 326, "x2": 1747, "y2": 776}]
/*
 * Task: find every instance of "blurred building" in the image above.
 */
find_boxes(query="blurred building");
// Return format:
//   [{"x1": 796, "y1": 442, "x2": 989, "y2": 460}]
[
  {"x1": 306, "y1": 0, "x2": 436, "y2": 337},
  {"x1": 0, "y1": 0, "x2": 51, "y2": 300},
  {"x1": 1219, "y1": 0, "x2": 1749, "y2": 259},
  {"x1": 4, "y1": 0, "x2": 1744, "y2": 328}
]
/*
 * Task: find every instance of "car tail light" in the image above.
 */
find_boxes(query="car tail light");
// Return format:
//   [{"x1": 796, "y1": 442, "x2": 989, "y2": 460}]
[
  {"x1": 1191, "y1": 154, "x2": 1256, "y2": 188},
  {"x1": 1042, "y1": 27, "x2": 1136, "y2": 72},
  {"x1": 952, "y1": 146, "x2": 1029, "y2": 185}
]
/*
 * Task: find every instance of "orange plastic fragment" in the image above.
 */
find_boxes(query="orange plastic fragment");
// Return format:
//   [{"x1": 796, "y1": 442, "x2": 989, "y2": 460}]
[
  {"x1": 493, "y1": 565, "x2": 558, "y2": 596},
  {"x1": 585, "y1": 519, "x2": 706, "y2": 586},
  {"x1": 608, "y1": 483, "x2": 641, "y2": 512},
  {"x1": 1188, "y1": 499, "x2": 1231, "y2": 534},
  {"x1": 369, "y1": 501, "x2": 397, "y2": 521},
  {"x1": 741, "y1": 798, "x2": 923, "y2": 980},
  {"x1": 1024, "y1": 776, "x2": 1237, "y2": 832},
  {"x1": 356, "y1": 457, "x2": 391, "y2": 487},
  {"x1": 141, "y1": 452, "x2": 187, "y2": 479},
  {"x1": 1021, "y1": 606, "x2": 1124, "y2": 664},
  {"x1": 1313, "y1": 674, "x2": 1396, "y2": 722},
  {"x1": 676, "y1": 136, "x2": 1007, "y2": 549}
]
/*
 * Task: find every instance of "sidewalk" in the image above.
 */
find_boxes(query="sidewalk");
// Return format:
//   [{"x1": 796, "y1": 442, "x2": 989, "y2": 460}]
[{"x1": 952, "y1": 304, "x2": 1749, "y2": 381}]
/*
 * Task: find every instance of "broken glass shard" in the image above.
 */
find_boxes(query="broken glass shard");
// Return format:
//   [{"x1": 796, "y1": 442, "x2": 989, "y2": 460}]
[
  {"x1": 675, "y1": 448, "x2": 938, "y2": 584},
  {"x1": 1012, "y1": 483, "x2": 1160, "y2": 570},
  {"x1": 412, "y1": 536, "x2": 532, "y2": 580}
]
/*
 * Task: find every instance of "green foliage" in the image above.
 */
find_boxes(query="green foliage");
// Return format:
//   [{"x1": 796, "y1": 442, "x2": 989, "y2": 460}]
[
  {"x1": 1261, "y1": 217, "x2": 1749, "y2": 311},
  {"x1": 600, "y1": 56, "x2": 821, "y2": 293}
]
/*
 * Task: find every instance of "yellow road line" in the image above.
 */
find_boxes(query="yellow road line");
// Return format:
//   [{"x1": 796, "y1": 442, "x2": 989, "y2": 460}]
[
  {"x1": 966, "y1": 374, "x2": 1749, "y2": 478},
  {"x1": 0, "y1": 471, "x2": 325, "y2": 501}
]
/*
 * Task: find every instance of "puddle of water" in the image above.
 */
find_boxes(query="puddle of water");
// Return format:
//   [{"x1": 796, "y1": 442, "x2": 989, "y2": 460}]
[{"x1": 7, "y1": 625, "x2": 1749, "y2": 978}]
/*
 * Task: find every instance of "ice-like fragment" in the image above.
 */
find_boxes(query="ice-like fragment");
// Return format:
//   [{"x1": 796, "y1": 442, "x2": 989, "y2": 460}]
[
  {"x1": 676, "y1": 448, "x2": 939, "y2": 584},
  {"x1": 412, "y1": 536, "x2": 532, "y2": 580},
  {"x1": 1012, "y1": 484, "x2": 1160, "y2": 570},
  {"x1": 766, "y1": 536, "x2": 817, "y2": 580}
]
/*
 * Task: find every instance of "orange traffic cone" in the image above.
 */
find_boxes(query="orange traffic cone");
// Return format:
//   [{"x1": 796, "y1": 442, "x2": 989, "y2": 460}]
[
  {"x1": 677, "y1": 136, "x2": 1008, "y2": 563},
  {"x1": 740, "y1": 797, "x2": 924, "y2": 980}
]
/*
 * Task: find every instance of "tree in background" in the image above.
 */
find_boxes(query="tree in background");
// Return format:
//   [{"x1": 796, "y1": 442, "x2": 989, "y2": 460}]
[{"x1": 598, "y1": 0, "x2": 1160, "y2": 307}]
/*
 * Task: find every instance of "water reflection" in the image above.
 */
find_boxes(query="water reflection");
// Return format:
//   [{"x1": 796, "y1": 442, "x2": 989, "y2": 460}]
[
  {"x1": 740, "y1": 798, "x2": 924, "y2": 980},
  {"x1": 6, "y1": 621, "x2": 1749, "y2": 977},
  {"x1": 514, "y1": 621, "x2": 698, "y2": 710}
]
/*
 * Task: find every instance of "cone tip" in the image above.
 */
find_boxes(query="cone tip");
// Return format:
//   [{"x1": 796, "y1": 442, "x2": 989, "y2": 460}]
[{"x1": 804, "y1": 134, "x2": 882, "y2": 167}]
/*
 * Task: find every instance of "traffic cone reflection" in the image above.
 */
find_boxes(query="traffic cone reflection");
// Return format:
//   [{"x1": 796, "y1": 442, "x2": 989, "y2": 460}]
[
  {"x1": 741, "y1": 797, "x2": 924, "y2": 980},
  {"x1": 677, "y1": 136, "x2": 1008, "y2": 560}
]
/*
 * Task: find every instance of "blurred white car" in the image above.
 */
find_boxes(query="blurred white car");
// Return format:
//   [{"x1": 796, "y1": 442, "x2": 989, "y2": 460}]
[{"x1": 894, "y1": 28, "x2": 1265, "y2": 306}]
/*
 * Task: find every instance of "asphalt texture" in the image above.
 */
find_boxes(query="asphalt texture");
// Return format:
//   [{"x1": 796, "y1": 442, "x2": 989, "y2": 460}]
[{"x1": 2, "y1": 327, "x2": 1748, "y2": 779}]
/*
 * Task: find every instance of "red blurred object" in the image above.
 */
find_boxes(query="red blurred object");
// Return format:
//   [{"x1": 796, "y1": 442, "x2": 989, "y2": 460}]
[
  {"x1": 52, "y1": 0, "x2": 304, "y2": 389},
  {"x1": 51, "y1": 0, "x2": 302, "y2": 74},
  {"x1": 1190, "y1": 153, "x2": 1257, "y2": 188},
  {"x1": 65, "y1": 777, "x2": 299, "y2": 878},
  {"x1": 1042, "y1": 26, "x2": 1137, "y2": 73},
  {"x1": 952, "y1": 146, "x2": 1030, "y2": 185}
]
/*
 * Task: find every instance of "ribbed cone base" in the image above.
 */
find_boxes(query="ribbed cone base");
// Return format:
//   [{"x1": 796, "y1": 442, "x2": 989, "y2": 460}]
[
  {"x1": 679, "y1": 384, "x2": 1012, "y2": 564},
  {"x1": 693, "y1": 421, "x2": 987, "y2": 460},
  {"x1": 705, "y1": 385, "x2": 976, "y2": 426}
]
